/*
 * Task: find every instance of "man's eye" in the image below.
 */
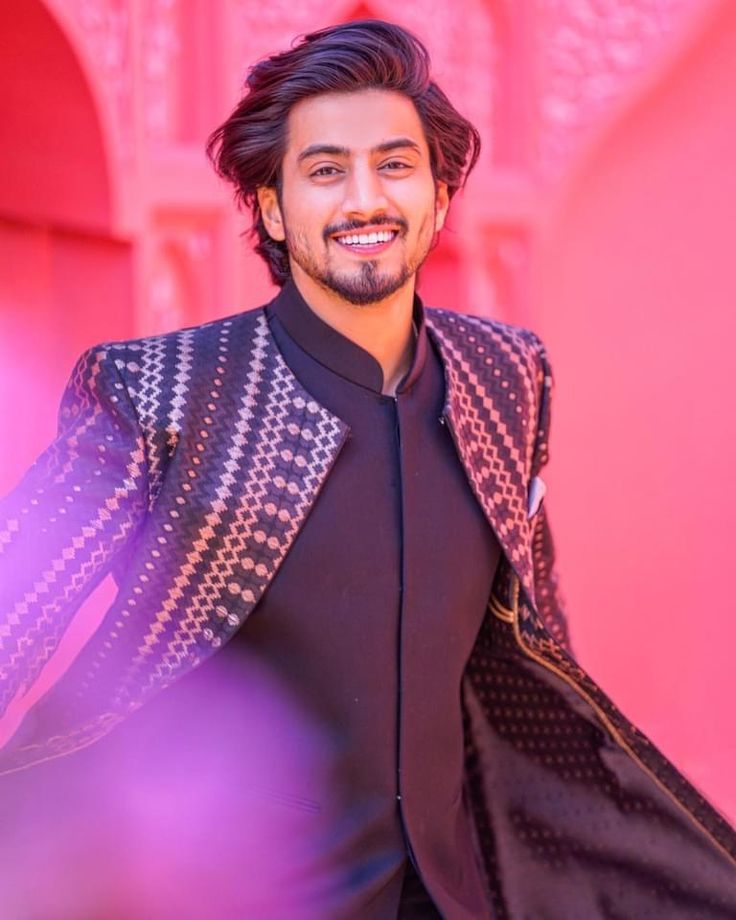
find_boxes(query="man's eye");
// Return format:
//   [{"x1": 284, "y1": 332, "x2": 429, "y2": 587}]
[
  {"x1": 311, "y1": 166, "x2": 341, "y2": 177},
  {"x1": 381, "y1": 160, "x2": 410, "y2": 170}
]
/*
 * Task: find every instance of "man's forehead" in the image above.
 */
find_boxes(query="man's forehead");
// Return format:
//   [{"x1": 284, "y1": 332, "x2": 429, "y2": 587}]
[{"x1": 285, "y1": 89, "x2": 428, "y2": 157}]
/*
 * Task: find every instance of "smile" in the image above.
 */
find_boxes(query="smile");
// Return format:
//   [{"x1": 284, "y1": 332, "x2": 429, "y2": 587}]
[{"x1": 332, "y1": 229, "x2": 399, "y2": 254}]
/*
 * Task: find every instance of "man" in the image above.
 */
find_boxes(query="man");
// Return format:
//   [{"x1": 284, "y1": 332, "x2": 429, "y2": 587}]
[{"x1": 0, "y1": 19, "x2": 734, "y2": 919}]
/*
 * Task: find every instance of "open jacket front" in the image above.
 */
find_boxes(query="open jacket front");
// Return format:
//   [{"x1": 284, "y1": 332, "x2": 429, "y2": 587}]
[{"x1": 0, "y1": 302, "x2": 734, "y2": 916}]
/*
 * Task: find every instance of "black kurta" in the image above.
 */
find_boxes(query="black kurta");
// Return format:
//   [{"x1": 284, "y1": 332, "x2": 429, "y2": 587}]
[{"x1": 212, "y1": 280, "x2": 502, "y2": 917}]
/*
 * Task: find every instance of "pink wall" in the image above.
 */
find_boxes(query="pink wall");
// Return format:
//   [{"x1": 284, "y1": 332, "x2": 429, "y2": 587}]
[
  {"x1": 1, "y1": 0, "x2": 733, "y2": 822},
  {"x1": 536, "y1": 0, "x2": 736, "y2": 820}
]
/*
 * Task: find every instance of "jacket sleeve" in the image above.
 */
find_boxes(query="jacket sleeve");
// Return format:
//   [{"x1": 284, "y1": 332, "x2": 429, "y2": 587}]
[
  {"x1": 528, "y1": 333, "x2": 573, "y2": 654},
  {"x1": 0, "y1": 345, "x2": 149, "y2": 722}
]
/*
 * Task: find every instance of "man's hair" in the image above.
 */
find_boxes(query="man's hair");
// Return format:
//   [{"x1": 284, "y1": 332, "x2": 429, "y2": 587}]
[{"x1": 206, "y1": 19, "x2": 481, "y2": 287}]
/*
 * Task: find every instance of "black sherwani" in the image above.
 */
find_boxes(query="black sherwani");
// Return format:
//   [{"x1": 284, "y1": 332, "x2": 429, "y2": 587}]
[{"x1": 0, "y1": 286, "x2": 734, "y2": 917}]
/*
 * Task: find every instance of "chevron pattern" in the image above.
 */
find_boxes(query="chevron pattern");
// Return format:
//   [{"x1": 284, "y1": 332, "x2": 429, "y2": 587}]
[{"x1": 426, "y1": 309, "x2": 542, "y2": 607}]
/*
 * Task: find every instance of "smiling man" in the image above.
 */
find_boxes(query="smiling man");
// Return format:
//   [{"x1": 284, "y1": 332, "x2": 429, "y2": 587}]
[
  {"x1": 1, "y1": 18, "x2": 735, "y2": 920},
  {"x1": 256, "y1": 87, "x2": 447, "y2": 396}
]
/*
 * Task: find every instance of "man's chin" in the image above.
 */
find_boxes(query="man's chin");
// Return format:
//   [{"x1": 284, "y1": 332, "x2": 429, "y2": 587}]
[{"x1": 320, "y1": 270, "x2": 413, "y2": 307}]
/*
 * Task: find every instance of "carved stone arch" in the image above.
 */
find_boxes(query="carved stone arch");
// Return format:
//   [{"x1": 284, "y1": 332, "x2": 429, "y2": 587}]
[
  {"x1": 0, "y1": 1, "x2": 136, "y2": 493},
  {"x1": 0, "y1": 0, "x2": 118, "y2": 232}
]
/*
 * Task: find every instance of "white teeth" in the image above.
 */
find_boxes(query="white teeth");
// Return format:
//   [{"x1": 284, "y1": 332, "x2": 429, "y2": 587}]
[{"x1": 337, "y1": 230, "x2": 395, "y2": 246}]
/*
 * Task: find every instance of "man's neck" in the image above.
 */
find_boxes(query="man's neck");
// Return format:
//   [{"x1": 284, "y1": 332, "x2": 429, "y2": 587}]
[{"x1": 291, "y1": 270, "x2": 416, "y2": 397}]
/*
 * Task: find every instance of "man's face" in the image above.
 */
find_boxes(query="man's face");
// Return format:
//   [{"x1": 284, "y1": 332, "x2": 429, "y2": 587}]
[{"x1": 258, "y1": 89, "x2": 449, "y2": 306}]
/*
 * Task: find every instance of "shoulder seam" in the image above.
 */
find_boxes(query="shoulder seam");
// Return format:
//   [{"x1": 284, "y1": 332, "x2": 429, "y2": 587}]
[{"x1": 94, "y1": 305, "x2": 268, "y2": 353}]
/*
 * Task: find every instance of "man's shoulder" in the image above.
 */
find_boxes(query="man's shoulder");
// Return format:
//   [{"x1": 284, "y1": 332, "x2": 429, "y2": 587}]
[
  {"x1": 424, "y1": 305, "x2": 545, "y2": 364},
  {"x1": 94, "y1": 304, "x2": 268, "y2": 360}
]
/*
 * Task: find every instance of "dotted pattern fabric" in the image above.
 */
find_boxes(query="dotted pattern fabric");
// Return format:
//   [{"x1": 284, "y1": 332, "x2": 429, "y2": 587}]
[{"x1": 461, "y1": 607, "x2": 736, "y2": 916}]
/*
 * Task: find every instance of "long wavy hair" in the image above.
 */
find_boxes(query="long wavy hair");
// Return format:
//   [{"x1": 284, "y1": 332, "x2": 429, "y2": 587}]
[{"x1": 206, "y1": 19, "x2": 481, "y2": 286}]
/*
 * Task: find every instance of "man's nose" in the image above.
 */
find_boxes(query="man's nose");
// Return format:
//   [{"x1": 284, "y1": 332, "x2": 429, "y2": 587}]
[{"x1": 341, "y1": 163, "x2": 389, "y2": 218}]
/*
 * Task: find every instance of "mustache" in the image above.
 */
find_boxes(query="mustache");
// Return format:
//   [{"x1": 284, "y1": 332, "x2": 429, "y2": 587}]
[{"x1": 323, "y1": 216, "x2": 408, "y2": 239}]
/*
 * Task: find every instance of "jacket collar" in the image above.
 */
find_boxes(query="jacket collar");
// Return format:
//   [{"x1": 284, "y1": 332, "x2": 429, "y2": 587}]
[{"x1": 267, "y1": 279, "x2": 429, "y2": 394}]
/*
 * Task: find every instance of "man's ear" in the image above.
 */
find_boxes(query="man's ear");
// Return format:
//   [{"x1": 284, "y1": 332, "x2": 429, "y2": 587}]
[
  {"x1": 434, "y1": 180, "x2": 450, "y2": 233},
  {"x1": 257, "y1": 186, "x2": 286, "y2": 242}
]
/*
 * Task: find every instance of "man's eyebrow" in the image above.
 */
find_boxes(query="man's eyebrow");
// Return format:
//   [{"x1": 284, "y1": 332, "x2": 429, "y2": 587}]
[
  {"x1": 297, "y1": 144, "x2": 350, "y2": 164},
  {"x1": 373, "y1": 137, "x2": 422, "y2": 155},
  {"x1": 296, "y1": 137, "x2": 422, "y2": 164}
]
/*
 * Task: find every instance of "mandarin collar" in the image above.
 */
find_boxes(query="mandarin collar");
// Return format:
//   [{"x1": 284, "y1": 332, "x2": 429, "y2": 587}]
[{"x1": 266, "y1": 279, "x2": 428, "y2": 395}]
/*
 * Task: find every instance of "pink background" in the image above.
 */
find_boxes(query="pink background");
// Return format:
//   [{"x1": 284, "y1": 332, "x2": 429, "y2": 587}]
[{"x1": 1, "y1": 0, "x2": 734, "y2": 824}]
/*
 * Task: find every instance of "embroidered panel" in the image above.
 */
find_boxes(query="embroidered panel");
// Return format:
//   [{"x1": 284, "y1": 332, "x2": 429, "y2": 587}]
[{"x1": 426, "y1": 307, "x2": 541, "y2": 604}]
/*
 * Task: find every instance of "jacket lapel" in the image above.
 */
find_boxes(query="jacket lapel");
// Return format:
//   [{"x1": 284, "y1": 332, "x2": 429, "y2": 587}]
[
  {"x1": 0, "y1": 310, "x2": 354, "y2": 774},
  {"x1": 115, "y1": 309, "x2": 351, "y2": 699},
  {"x1": 425, "y1": 310, "x2": 537, "y2": 609}
]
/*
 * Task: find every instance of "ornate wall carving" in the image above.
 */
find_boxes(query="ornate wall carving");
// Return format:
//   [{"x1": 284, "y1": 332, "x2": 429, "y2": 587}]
[
  {"x1": 33, "y1": 0, "x2": 713, "y2": 326},
  {"x1": 537, "y1": 0, "x2": 700, "y2": 174},
  {"x1": 54, "y1": 0, "x2": 705, "y2": 179},
  {"x1": 229, "y1": 0, "x2": 497, "y2": 159},
  {"x1": 60, "y1": 0, "x2": 135, "y2": 158},
  {"x1": 141, "y1": 0, "x2": 182, "y2": 142}
]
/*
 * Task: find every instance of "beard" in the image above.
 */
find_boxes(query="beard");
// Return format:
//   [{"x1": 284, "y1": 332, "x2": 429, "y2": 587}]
[
  {"x1": 288, "y1": 254, "x2": 413, "y2": 306},
  {"x1": 283, "y1": 212, "x2": 436, "y2": 306}
]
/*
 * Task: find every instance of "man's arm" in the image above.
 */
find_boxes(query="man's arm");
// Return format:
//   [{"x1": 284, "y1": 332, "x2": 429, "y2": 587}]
[
  {"x1": 0, "y1": 345, "x2": 149, "y2": 720},
  {"x1": 528, "y1": 333, "x2": 572, "y2": 654}
]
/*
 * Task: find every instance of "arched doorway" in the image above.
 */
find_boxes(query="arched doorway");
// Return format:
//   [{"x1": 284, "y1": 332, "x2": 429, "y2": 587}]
[{"x1": 0, "y1": 0, "x2": 134, "y2": 493}]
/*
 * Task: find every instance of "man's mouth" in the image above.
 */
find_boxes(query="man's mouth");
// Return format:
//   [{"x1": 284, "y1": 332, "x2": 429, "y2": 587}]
[{"x1": 331, "y1": 228, "x2": 400, "y2": 255}]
